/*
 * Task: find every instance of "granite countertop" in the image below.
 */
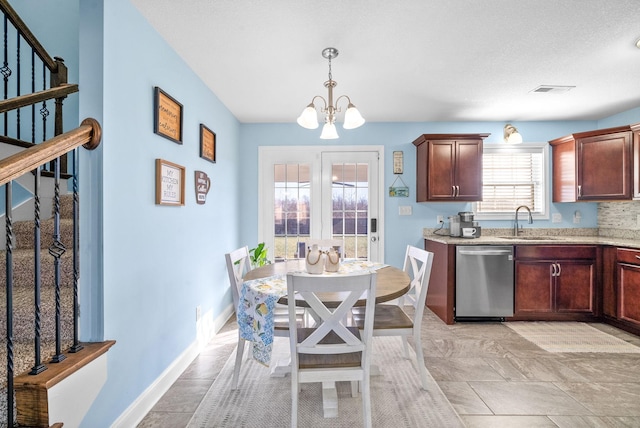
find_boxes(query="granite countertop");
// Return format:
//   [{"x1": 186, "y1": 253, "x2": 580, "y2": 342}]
[{"x1": 423, "y1": 227, "x2": 640, "y2": 249}]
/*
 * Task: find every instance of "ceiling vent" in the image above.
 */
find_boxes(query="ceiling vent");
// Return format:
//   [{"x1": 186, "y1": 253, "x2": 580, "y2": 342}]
[{"x1": 530, "y1": 85, "x2": 575, "y2": 94}]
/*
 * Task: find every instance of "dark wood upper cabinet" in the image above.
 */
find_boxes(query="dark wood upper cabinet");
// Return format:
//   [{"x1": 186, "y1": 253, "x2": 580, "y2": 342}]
[
  {"x1": 550, "y1": 125, "x2": 634, "y2": 202},
  {"x1": 632, "y1": 123, "x2": 640, "y2": 199},
  {"x1": 412, "y1": 133, "x2": 489, "y2": 202}
]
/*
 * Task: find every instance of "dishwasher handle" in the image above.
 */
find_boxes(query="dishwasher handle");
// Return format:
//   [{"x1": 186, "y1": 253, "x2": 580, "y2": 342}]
[{"x1": 458, "y1": 249, "x2": 513, "y2": 256}]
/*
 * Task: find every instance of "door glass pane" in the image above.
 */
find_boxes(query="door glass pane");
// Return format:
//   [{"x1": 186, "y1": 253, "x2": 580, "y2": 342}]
[
  {"x1": 331, "y1": 163, "x2": 369, "y2": 260},
  {"x1": 273, "y1": 163, "x2": 310, "y2": 261}
]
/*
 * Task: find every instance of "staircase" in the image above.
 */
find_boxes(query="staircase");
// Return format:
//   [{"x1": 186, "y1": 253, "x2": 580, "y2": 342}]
[{"x1": 1, "y1": 193, "x2": 75, "y2": 425}]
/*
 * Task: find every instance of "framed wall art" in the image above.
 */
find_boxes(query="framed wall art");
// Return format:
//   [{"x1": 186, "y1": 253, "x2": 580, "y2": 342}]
[
  {"x1": 155, "y1": 158, "x2": 186, "y2": 206},
  {"x1": 199, "y1": 124, "x2": 216, "y2": 163},
  {"x1": 153, "y1": 86, "x2": 183, "y2": 144},
  {"x1": 393, "y1": 151, "x2": 404, "y2": 174}
]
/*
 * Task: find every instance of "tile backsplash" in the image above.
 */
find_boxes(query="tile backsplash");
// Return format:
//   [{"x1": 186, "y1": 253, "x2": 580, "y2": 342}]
[{"x1": 598, "y1": 201, "x2": 640, "y2": 239}]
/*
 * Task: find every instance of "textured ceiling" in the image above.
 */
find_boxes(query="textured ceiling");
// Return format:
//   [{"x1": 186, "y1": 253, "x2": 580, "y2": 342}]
[{"x1": 131, "y1": 0, "x2": 640, "y2": 124}]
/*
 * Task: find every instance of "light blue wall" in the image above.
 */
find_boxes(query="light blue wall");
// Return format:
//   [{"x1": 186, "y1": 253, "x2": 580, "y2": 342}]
[
  {"x1": 76, "y1": 0, "x2": 241, "y2": 425},
  {"x1": 598, "y1": 106, "x2": 640, "y2": 129},
  {"x1": 240, "y1": 120, "x2": 604, "y2": 268}
]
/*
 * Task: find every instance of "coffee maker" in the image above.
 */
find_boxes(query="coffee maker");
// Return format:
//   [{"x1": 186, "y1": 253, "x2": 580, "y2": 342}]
[{"x1": 458, "y1": 211, "x2": 481, "y2": 238}]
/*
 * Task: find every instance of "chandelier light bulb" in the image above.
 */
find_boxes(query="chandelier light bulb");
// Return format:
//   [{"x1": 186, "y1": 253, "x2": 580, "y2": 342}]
[
  {"x1": 297, "y1": 104, "x2": 319, "y2": 129},
  {"x1": 343, "y1": 103, "x2": 365, "y2": 129},
  {"x1": 320, "y1": 122, "x2": 339, "y2": 139}
]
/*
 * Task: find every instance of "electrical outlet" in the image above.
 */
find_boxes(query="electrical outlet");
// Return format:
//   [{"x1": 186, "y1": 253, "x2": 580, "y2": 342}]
[
  {"x1": 436, "y1": 215, "x2": 444, "y2": 224},
  {"x1": 573, "y1": 210, "x2": 581, "y2": 224},
  {"x1": 196, "y1": 305, "x2": 201, "y2": 322},
  {"x1": 552, "y1": 213, "x2": 562, "y2": 223}
]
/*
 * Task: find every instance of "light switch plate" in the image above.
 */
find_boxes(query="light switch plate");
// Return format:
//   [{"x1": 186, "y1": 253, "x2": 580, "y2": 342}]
[
  {"x1": 552, "y1": 213, "x2": 562, "y2": 223},
  {"x1": 398, "y1": 206, "x2": 412, "y2": 216}
]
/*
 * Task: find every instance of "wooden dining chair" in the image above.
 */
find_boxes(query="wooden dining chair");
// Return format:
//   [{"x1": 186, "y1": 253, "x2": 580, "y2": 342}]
[
  {"x1": 351, "y1": 245, "x2": 434, "y2": 390},
  {"x1": 286, "y1": 270, "x2": 377, "y2": 428},
  {"x1": 225, "y1": 246, "x2": 303, "y2": 389}
]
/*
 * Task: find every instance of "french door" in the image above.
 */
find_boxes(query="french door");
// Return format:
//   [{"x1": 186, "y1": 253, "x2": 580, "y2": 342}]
[{"x1": 258, "y1": 146, "x2": 384, "y2": 263}]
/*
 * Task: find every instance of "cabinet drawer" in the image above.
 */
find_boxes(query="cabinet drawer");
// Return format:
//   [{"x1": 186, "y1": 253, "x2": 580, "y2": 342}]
[
  {"x1": 617, "y1": 248, "x2": 640, "y2": 265},
  {"x1": 516, "y1": 245, "x2": 597, "y2": 260}
]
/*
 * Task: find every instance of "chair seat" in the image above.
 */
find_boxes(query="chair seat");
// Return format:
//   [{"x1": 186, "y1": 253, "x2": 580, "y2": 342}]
[
  {"x1": 297, "y1": 327, "x2": 362, "y2": 369},
  {"x1": 352, "y1": 305, "x2": 413, "y2": 330},
  {"x1": 274, "y1": 313, "x2": 305, "y2": 331}
]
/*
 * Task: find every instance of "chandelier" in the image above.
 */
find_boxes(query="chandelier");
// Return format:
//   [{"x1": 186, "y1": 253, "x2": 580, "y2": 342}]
[{"x1": 296, "y1": 47, "x2": 365, "y2": 139}]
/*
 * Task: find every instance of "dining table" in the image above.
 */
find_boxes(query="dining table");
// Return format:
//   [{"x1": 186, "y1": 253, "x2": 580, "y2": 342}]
[{"x1": 238, "y1": 258, "x2": 411, "y2": 418}]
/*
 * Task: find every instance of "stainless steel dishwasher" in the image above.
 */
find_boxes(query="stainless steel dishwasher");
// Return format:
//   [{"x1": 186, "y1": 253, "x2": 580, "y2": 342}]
[{"x1": 455, "y1": 246, "x2": 514, "y2": 320}]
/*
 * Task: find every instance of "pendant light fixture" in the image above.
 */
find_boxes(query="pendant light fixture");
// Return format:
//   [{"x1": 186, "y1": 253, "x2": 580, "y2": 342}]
[{"x1": 297, "y1": 47, "x2": 365, "y2": 139}]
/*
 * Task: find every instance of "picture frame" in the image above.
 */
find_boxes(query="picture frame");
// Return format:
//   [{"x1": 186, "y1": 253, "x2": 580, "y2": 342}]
[
  {"x1": 155, "y1": 158, "x2": 186, "y2": 206},
  {"x1": 199, "y1": 124, "x2": 216, "y2": 163},
  {"x1": 153, "y1": 86, "x2": 183, "y2": 144}
]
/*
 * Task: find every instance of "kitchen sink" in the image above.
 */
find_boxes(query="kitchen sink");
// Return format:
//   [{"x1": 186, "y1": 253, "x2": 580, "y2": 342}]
[{"x1": 497, "y1": 236, "x2": 558, "y2": 240}]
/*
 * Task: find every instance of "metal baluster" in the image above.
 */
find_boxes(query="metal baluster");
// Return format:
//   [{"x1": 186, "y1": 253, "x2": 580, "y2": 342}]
[
  {"x1": 2, "y1": 14, "x2": 12, "y2": 134},
  {"x1": 15, "y1": 29, "x2": 20, "y2": 138},
  {"x1": 48, "y1": 158, "x2": 66, "y2": 363},
  {"x1": 30, "y1": 166, "x2": 46, "y2": 374},
  {"x1": 31, "y1": 49, "x2": 35, "y2": 143},
  {"x1": 5, "y1": 182, "x2": 15, "y2": 428},
  {"x1": 69, "y1": 148, "x2": 83, "y2": 353}
]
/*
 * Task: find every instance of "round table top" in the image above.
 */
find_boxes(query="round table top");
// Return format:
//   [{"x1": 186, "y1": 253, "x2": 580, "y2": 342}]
[{"x1": 243, "y1": 259, "x2": 410, "y2": 307}]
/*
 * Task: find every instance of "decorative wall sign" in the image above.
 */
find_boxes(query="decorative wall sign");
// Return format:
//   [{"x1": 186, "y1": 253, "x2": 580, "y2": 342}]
[
  {"x1": 199, "y1": 124, "x2": 216, "y2": 163},
  {"x1": 194, "y1": 170, "x2": 211, "y2": 204},
  {"x1": 155, "y1": 159, "x2": 185, "y2": 205},
  {"x1": 389, "y1": 175, "x2": 409, "y2": 197},
  {"x1": 154, "y1": 87, "x2": 183, "y2": 144},
  {"x1": 393, "y1": 151, "x2": 404, "y2": 174}
]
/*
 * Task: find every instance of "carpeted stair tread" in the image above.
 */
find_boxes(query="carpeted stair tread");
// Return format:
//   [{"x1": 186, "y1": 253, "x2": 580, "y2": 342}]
[
  {"x1": 11, "y1": 218, "x2": 74, "y2": 250},
  {"x1": 0, "y1": 286, "x2": 74, "y2": 342},
  {"x1": 0, "y1": 248, "x2": 74, "y2": 288}
]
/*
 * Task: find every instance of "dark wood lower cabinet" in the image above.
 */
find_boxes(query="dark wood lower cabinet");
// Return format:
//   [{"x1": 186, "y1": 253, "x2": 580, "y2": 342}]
[
  {"x1": 615, "y1": 248, "x2": 640, "y2": 330},
  {"x1": 423, "y1": 239, "x2": 640, "y2": 336},
  {"x1": 512, "y1": 245, "x2": 599, "y2": 321}
]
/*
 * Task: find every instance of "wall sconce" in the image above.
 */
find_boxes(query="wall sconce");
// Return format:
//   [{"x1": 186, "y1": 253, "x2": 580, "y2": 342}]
[{"x1": 503, "y1": 124, "x2": 523, "y2": 144}]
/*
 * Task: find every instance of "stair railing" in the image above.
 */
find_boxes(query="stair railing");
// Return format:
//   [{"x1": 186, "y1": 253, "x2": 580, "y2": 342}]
[
  {"x1": 2, "y1": 120, "x2": 101, "y2": 427},
  {"x1": 0, "y1": 1, "x2": 100, "y2": 426},
  {"x1": 0, "y1": 0, "x2": 78, "y2": 174}
]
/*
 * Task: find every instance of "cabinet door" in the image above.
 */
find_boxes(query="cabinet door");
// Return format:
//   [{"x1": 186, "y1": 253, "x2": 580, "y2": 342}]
[
  {"x1": 427, "y1": 141, "x2": 456, "y2": 200},
  {"x1": 552, "y1": 140, "x2": 577, "y2": 202},
  {"x1": 618, "y1": 262, "x2": 640, "y2": 327},
  {"x1": 515, "y1": 260, "x2": 554, "y2": 314},
  {"x1": 555, "y1": 260, "x2": 595, "y2": 313},
  {"x1": 577, "y1": 131, "x2": 631, "y2": 200},
  {"x1": 455, "y1": 140, "x2": 483, "y2": 201}
]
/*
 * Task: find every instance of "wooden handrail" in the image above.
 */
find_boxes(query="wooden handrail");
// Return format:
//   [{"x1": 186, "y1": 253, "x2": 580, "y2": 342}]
[
  {"x1": 0, "y1": 0, "x2": 57, "y2": 70},
  {"x1": 0, "y1": 118, "x2": 101, "y2": 186},
  {"x1": 0, "y1": 83, "x2": 78, "y2": 114}
]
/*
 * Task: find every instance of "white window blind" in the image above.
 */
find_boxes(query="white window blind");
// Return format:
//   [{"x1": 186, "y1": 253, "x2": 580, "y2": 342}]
[{"x1": 476, "y1": 145, "x2": 546, "y2": 215}]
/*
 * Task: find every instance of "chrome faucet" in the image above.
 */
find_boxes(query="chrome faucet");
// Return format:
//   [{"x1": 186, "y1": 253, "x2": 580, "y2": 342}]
[{"x1": 514, "y1": 205, "x2": 533, "y2": 236}]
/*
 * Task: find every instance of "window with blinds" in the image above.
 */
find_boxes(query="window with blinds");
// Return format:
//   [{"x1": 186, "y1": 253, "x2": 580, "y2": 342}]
[{"x1": 475, "y1": 144, "x2": 548, "y2": 218}]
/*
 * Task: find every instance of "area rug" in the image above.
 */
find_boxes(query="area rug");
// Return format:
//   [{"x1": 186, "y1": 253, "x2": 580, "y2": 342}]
[
  {"x1": 188, "y1": 336, "x2": 464, "y2": 427},
  {"x1": 505, "y1": 321, "x2": 640, "y2": 353}
]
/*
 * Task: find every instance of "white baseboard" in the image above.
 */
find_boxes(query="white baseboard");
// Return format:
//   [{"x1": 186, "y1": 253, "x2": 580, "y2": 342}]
[{"x1": 111, "y1": 305, "x2": 234, "y2": 427}]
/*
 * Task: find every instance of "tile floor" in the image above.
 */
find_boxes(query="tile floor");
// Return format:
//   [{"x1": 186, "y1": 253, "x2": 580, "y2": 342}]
[{"x1": 138, "y1": 309, "x2": 640, "y2": 427}]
